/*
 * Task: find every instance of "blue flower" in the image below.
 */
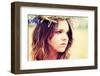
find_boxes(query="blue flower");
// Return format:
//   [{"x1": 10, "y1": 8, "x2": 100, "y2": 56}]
[{"x1": 28, "y1": 17, "x2": 41, "y2": 25}]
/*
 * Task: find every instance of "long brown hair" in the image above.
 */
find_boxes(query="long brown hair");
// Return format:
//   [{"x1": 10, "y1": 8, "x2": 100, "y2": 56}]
[{"x1": 32, "y1": 16, "x2": 73, "y2": 60}]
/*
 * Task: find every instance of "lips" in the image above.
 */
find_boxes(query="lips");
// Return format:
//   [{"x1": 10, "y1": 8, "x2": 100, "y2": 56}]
[
  {"x1": 60, "y1": 43, "x2": 67, "y2": 47},
  {"x1": 61, "y1": 43, "x2": 67, "y2": 45}
]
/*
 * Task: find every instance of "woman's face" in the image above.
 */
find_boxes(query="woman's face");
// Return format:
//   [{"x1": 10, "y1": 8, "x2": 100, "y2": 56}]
[{"x1": 48, "y1": 20, "x2": 69, "y2": 53}]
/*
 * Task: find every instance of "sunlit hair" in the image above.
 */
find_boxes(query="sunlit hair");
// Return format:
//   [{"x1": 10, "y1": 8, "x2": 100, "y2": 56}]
[{"x1": 32, "y1": 16, "x2": 73, "y2": 60}]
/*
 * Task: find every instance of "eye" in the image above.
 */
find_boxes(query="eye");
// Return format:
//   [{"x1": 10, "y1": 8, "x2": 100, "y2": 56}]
[{"x1": 55, "y1": 30, "x2": 63, "y2": 34}]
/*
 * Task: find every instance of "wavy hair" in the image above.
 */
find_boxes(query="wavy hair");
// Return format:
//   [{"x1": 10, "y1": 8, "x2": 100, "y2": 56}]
[{"x1": 31, "y1": 16, "x2": 73, "y2": 60}]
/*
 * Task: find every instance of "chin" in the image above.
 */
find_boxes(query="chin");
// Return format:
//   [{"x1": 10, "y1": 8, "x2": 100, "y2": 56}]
[{"x1": 57, "y1": 49, "x2": 65, "y2": 53}]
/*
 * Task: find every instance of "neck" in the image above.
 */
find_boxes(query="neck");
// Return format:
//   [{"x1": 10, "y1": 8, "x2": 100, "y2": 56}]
[{"x1": 47, "y1": 50, "x2": 58, "y2": 60}]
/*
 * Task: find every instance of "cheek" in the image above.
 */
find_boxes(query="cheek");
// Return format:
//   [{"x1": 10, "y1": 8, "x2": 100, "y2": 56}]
[
  {"x1": 47, "y1": 36, "x2": 59, "y2": 51},
  {"x1": 50, "y1": 33, "x2": 68, "y2": 42},
  {"x1": 48, "y1": 36, "x2": 68, "y2": 52},
  {"x1": 48, "y1": 34, "x2": 69, "y2": 50},
  {"x1": 53, "y1": 34, "x2": 69, "y2": 43},
  {"x1": 48, "y1": 35, "x2": 59, "y2": 47},
  {"x1": 48, "y1": 35, "x2": 61, "y2": 45}
]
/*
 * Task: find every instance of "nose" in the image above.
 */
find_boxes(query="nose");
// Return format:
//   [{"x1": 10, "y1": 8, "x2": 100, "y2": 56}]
[{"x1": 61, "y1": 33, "x2": 68, "y2": 41}]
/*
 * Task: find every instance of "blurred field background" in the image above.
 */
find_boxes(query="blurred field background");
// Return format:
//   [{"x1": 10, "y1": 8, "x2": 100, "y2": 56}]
[{"x1": 28, "y1": 16, "x2": 88, "y2": 60}]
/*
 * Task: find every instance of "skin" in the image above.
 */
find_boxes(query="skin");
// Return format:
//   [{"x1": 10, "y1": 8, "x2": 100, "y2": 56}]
[{"x1": 47, "y1": 20, "x2": 69, "y2": 59}]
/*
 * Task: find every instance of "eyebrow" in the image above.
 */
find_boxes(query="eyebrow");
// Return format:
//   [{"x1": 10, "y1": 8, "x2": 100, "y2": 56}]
[{"x1": 55, "y1": 29, "x2": 68, "y2": 32}]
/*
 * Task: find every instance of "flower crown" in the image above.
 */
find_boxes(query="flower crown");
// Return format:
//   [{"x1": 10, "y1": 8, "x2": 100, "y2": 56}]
[{"x1": 28, "y1": 15, "x2": 71, "y2": 27}]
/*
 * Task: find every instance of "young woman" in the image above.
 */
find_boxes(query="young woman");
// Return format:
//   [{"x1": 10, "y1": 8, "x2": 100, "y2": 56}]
[{"x1": 31, "y1": 16, "x2": 73, "y2": 60}]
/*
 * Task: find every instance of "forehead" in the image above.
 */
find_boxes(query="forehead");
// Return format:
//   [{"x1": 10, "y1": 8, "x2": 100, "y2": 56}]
[{"x1": 57, "y1": 20, "x2": 69, "y2": 31}]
